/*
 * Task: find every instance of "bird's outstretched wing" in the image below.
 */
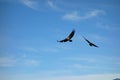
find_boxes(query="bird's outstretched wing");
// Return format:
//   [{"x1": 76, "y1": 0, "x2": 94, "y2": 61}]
[
  {"x1": 83, "y1": 36, "x2": 91, "y2": 44},
  {"x1": 67, "y1": 29, "x2": 75, "y2": 39},
  {"x1": 91, "y1": 43, "x2": 99, "y2": 47},
  {"x1": 57, "y1": 38, "x2": 68, "y2": 42},
  {"x1": 57, "y1": 29, "x2": 75, "y2": 43},
  {"x1": 83, "y1": 36, "x2": 99, "y2": 47}
]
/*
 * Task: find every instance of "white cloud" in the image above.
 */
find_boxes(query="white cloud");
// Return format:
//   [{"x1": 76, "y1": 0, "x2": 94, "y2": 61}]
[
  {"x1": 23, "y1": 59, "x2": 40, "y2": 66},
  {"x1": 39, "y1": 70, "x2": 73, "y2": 77},
  {"x1": 68, "y1": 64, "x2": 92, "y2": 70},
  {"x1": 64, "y1": 57, "x2": 96, "y2": 63},
  {"x1": 99, "y1": 56, "x2": 120, "y2": 66},
  {"x1": 21, "y1": 53, "x2": 27, "y2": 58},
  {"x1": 85, "y1": 33, "x2": 109, "y2": 43},
  {"x1": 0, "y1": 55, "x2": 40, "y2": 67},
  {"x1": 97, "y1": 23, "x2": 120, "y2": 31},
  {"x1": 62, "y1": 56, "x2": 120, "y2": 71},
  {"x1": 13, "y1": 73, "x2": 120, "y2": 80},
  {"x1": 62, "y1": 11, "x2": 81, "y2": 21},
  {"x1": 62, "y1": 10, "x2": 105, "y2": 21},
  {"x1": 47, "y1": 0, "x2": 59, "y2": 10},
  {"x1": 20, "y1": 0, "x2": 39, "y2": 10},
  {"x1": 67, "y1": 63, "x2": 113, "y2": 71},
  {"x1": 0, "y1": 57, "x2": 16, "y2": 67},
  {"x1": 42, "y1": 74, "x2": 120, "y2": 80},
  {"x1": 84, "y1": 10, "x2": 105, "y2": 19},
  {"x1": 42, "y1": 47, "x2": 58, "y2": 53},
  {"x1": 24, "y1": 47, "x2": 39, "y2": 52}
]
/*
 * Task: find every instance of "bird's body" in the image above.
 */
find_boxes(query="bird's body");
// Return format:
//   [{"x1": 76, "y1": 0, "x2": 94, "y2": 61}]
[
  {"x1": 57, "y1": 29, "x2": 75, "y2": 43},
  {"x1": 83, "y1": 36, "x2": 99, "y2": 47}
]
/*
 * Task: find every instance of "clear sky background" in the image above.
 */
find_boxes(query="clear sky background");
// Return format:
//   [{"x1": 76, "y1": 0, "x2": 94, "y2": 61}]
[{"x1": 0, "y1": 0, "x2": 120, "y2": 80}]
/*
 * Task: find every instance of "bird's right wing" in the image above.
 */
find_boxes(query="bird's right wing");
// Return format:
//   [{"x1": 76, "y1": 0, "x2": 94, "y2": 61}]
[
  {"x1": 57, "y1": 38, "x2": 68, "y2": 42},
  {"x1": 83, "y1": 36, "x2": 91, "y2": 44}
]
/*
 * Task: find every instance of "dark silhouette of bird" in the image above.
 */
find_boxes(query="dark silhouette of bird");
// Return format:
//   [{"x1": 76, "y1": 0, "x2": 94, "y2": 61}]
[
  {"x1": 57, "y1": 29, "x2": 75, "y2": 42},
  {"x1": 83, "y1": 36, "x2": 99, "y2": 47}
]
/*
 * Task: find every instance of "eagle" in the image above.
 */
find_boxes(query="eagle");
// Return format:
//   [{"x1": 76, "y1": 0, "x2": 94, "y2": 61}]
[
  {"x1": 57, "y1": 29, "x2": 75, "y2": 42},
  {"x1": 83, "y1": 36, "x2": 99, "y2": 47}
]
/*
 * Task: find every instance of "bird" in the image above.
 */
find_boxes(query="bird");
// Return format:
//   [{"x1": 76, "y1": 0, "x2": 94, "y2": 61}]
[
  {"x1": 83, "y1": 36, "x2": 99, "y2": 47},
  {"x1": 57, "y1": 29, "x2": 75, "y2": 42}
]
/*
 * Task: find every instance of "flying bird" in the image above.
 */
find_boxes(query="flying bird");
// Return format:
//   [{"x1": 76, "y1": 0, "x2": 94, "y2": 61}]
[
  {"x1": 83, "y1": 36, "x2": 99, "y2": 47},
  {"x1": 57, "y1": 29, "x2": 75, "y2": 42}
]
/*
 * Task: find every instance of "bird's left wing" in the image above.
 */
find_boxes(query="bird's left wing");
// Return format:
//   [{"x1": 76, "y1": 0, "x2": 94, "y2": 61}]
[{"x1": 67, "y1": 29, "x2": 75, "y2": 39}]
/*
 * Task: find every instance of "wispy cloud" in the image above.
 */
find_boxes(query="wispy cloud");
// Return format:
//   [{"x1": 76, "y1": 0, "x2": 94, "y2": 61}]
[
  {"x1": 40, "y1": 70, "x2": 72, "y2": 77},
  {"x1": 97, "y1": 23, "x2": 120, "y2": 31},
  {"x1": 45, "y1": 74, "x2": 120, "y2": 80},
  {"x1": 62, "y1": 11, "x2": 81, "y2": 21},
  {"x1": 64, "y1": 57, "x2": 96, "y2": 63},
  {"x1": 63, "y1": 55, "x2": 120, "y2": 71},
  {"x1": 86, "y1": 34, "x2": 108, "y2": 42},
  {"x1": 0, "y1": 57, "x2": 16, "y2": 67},
  {"x1": 47, "y1": 0, "x2": 59, "y2": 11},
  {"x1": 23, "y1": 59, "x2": 40, "y2": 66},
  {"x1": 68, "y1": 64, "x2": 100, "y2": 70},
  {"x1": 20, "y1": 0, "x2": 39, "y2": 10},
  {"x1": 84, "y1": 9, "x2": 105, "y2": 19},
  {"x1": 22, "y1": 74, "x2": 119, "y2": 80},
  {"x1": 42, "y1": 47, "x2": 58, "y2": 53},
  {"x1": 21, "y1": 53, "x2": 27, "y2": 58},
  {"x1": 99, "y1": 56, "x2": 120, "y2": 66},
  {"x1": 62, "y1": 10, "x2": 105, "y2": 21},
  {"x1": 0, "y1": 55, "x2": 40, "y2": 67},
  {"x1": 23, "y1": 47, "x2": 39, "y2": 53},
  {"x1": 41, "y1": 46, "x2": 59, "y2": 53}
]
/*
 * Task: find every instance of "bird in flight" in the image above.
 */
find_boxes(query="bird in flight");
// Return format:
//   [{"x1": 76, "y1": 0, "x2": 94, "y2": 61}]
[
  {"x1": 57, "y1": 29, "x2": 75, "y2": 42},
  {"x1": 83, "y1": 36, "x2": 99, "y2": 47}
]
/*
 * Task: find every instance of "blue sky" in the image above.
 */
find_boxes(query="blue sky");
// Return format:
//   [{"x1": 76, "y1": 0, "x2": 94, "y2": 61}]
[{"x1": 0, "y1": 0, "x2": 120, "y2": 80}]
